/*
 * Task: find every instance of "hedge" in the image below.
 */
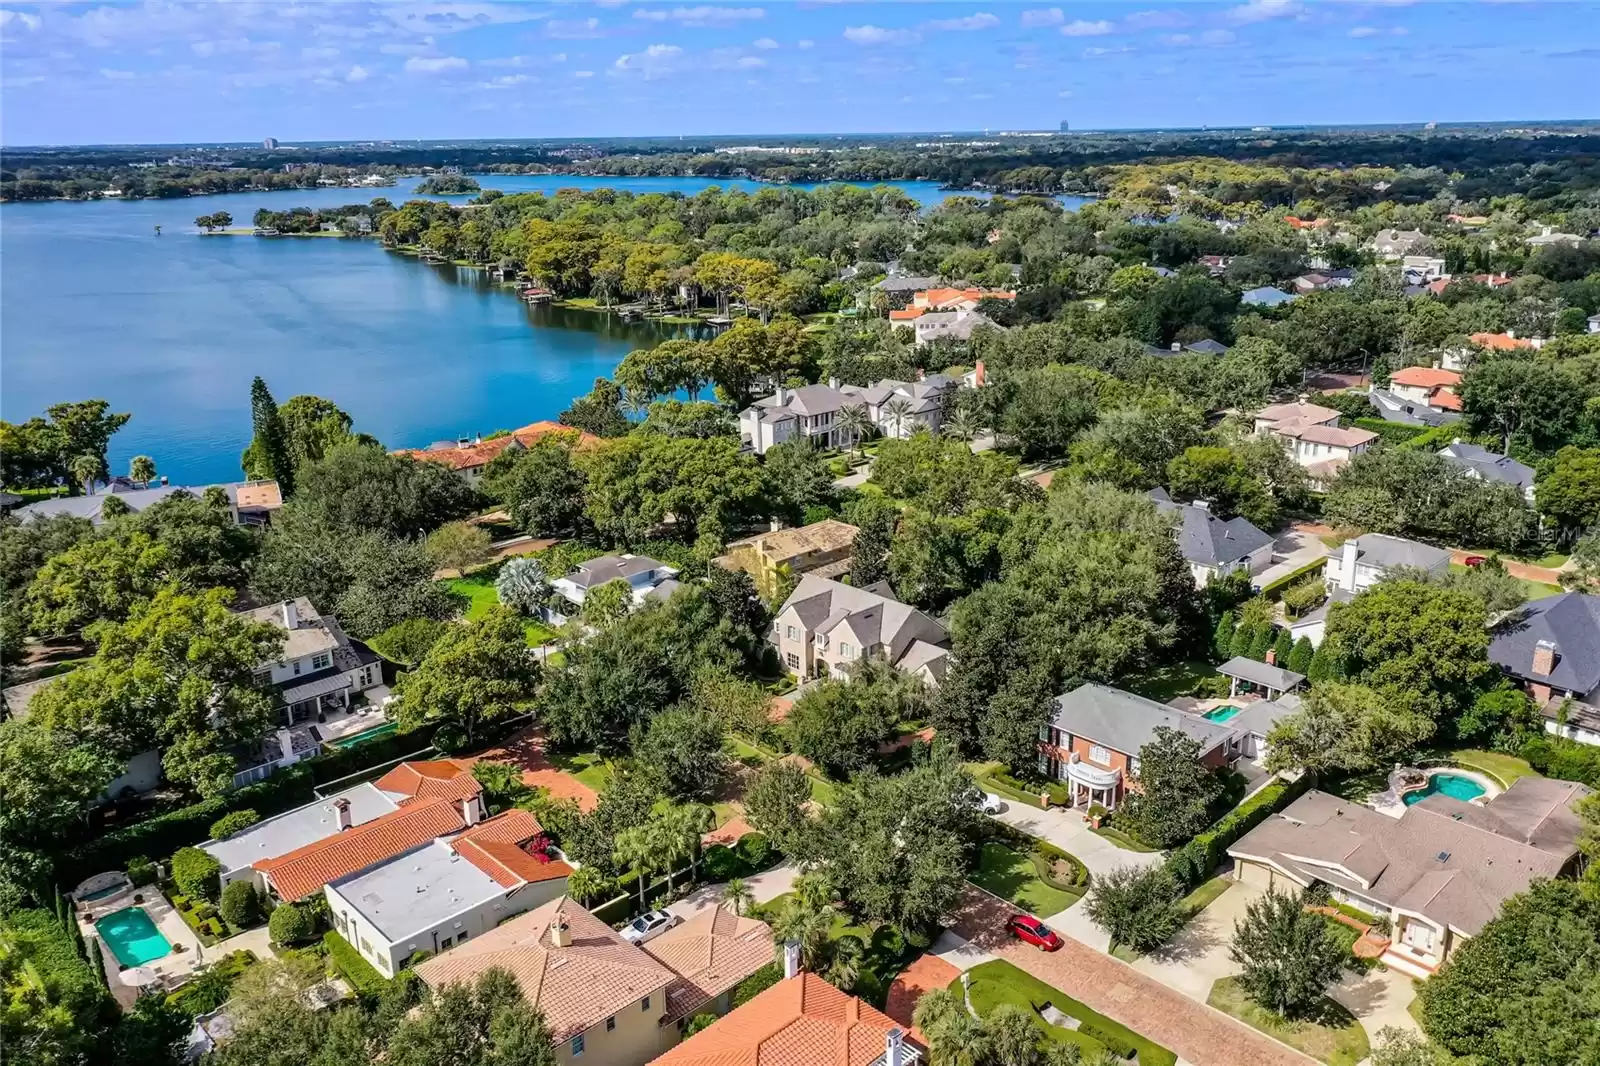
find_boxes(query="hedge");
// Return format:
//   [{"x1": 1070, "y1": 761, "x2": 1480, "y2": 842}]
[
  {"x1": 1354, "y1": 417, "x2": 1428, "y2": 445},
  {"x1": 1259, "y1": 557, "x2": 1328, "y2": 599},
  {"x1": 208, "y1": 809, "x2": 261, "y2": 841},
  {"x1": 165, "y1": 950, "x2": 256, "y2": 1018},
  {"x1": 3, "y1": 909, "x2": 109, "y2": 1027},
  {"x1": 62, "y1": 765, "x2": 316, "y2": 884},
  {"x1": 323, "y1": 931, "x2": 389, "y2": 996},
  {"x1": 171, "y1": 847, "x2": 222, "y2": 902},
  {"x1": 1398, "y1": 423, "x2": 1460, "y2": 451},
  {"x1": 1164, "y1": 772, "x2": 1313, "y2": 892},
  {"x1": 1521, "y1": 734, "x2": 1600, "y2": 788}
]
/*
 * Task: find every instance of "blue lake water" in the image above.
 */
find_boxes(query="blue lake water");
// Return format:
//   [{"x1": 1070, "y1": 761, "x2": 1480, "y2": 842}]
[{"x1": 1, "y1": 175, "x2": 1087, "y2": 484}]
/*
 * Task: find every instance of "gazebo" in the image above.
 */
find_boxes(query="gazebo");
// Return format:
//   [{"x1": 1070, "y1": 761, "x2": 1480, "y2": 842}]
[{"x1": 1218, "y1": 656, "x2": 1307, "y2": 701}]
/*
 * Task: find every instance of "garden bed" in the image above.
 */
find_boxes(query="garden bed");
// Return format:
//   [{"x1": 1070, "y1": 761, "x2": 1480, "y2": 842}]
[
  {"x1": 1206, "y1": 976, "x2": 1370, "y2": 1066},
  {"x1": 958, "y1": 960, "x2": 1177, "y2": 1066},
  {"x1": 323, "y1": 931, "x2": 389, "y2": 995},
  {"x1": 968, "y1": 842, "x2": 1084, "y2": 916}
]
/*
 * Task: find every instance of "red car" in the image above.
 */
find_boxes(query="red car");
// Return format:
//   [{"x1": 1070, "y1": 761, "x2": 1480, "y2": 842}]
[
  {"x1": 1462, "y1": 555, "x2": 1488, "y2": 567},
  {"x1": 1006, "y1": 915, "x2": 1063, "y2": 951}
]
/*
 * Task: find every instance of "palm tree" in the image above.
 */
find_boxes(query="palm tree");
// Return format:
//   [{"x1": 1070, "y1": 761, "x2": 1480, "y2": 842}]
[
  {"x1": 722, "y1": 879, "x2": 755, "y2": 917},
  {"x1": 914, "y1": 988, "x2": 987, "y2": 1066},
  {"x1": 836, "y1": 403, "x2": 871, "y2": 457},
  {"x1": 128, "y1": 455, "x2": 157, "y2": 489},
  {"x1": 882, "y1": 396, "x2": 914, "y2": 440},
  {"x1": 823, "y1": 935, "x2": 864, "y2": 992},
  {"x1": 944, "y1": 407, "x2": 978, "y2": 443},
  {"x1": 613, "y1": 826, "x2": 657, "y2": 909},
  {"x1": 622, "y1": 386, "x2": 651, "y2": 423},
  {"x1": 566, "y1": 866, "x2": 611, "y2": 907},
  {"x1": 69, "y1": 453, "x2": 101, "y2": 496},
  {"x1": 771, "y1": 896, "x2": 837, "y2": 972},
  {"x1": 678, "y1": 804, "x2": 716, "y2": 878}
]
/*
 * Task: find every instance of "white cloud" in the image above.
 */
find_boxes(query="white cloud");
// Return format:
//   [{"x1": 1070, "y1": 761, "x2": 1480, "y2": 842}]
[
  {"x1": 1199, "y1": 29, "x2": 1236, "y2": 44},
  {"x1": 191, "y1": 37, "x2": 278, "y2": 57},
  {"x1": 481, "y1": 54, "x2": 530, "y2": 67},
  {"x1": 405, "y1": 55, "x2": 468, "y2": 73},
  {"x1": 797, "y1": 38, "x2": 813, "y2": 49},
  {"x1": 1020, "y1": 8, "x2": 1063, "y2": 27},
  {"x1": 1228, "y1": 0, "x2": 1302, "y2": 23},
  {"x1": 99, "y1": 68, "x2": 135, "y2": 79},
  {"x1": 929, "y1": 12, "x2": 999, "y2": 32},
  {"x1": 1083, "y1": 45, "x2": 1133, "y2": 57},
  {"x1": 613, "y1": 42, "x2": 682, "y2": 75},
  {"x1": 574, "y1": 69, "x2": 594, "y2": 77},
  {"x1": 735, "y1": 55, "x2": 764, "y2": 67},
  {"x1": 482, "y1": 73, "x2": 533, "y2": 88},
  {"x1": 1348, "y1": 25, "x2": 1377, "y2": 37},
  {"x1": 345, "y1": 64, "x2": 370, "y2": 82},
  {"x1": 546, "y1": 17, "x2": 604, "y2": 38},
  {"x1": 1058, "y1": 89, "x2": 1073, "y2": 97},
  {"x1": 753, "y1": 36, "x2": 778, "y2": 49},
  {"x1": 302, "y1": 45, "x2": 339, "y2": 60},
  {"x1": 634, "y1": 6, "x2": 764, "y2": 24},
  {"x1": 1124, "y1": 9, "x2": 1189, "y2": 30},
  {"x1": 0, "y1": 9, "x2": 42, "y2": 31},
  {"x1": 843, "y1": 24, "x2": 917, "y2": 45},
  {"x1": 1060, "y1": 19, "x2": 1113, "y2": 36},
  {"x1": 1162, "y1": 33, "x2": 1190, "y2": 44}
]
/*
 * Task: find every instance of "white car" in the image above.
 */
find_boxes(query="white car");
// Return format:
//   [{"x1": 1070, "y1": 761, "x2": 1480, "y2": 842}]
[
  {"x1": 978, "y1": 792, "x2": 1004, "y2": 815},
  {"x1": 620, "y1": 908, "x2": 681, "y2": 945}
]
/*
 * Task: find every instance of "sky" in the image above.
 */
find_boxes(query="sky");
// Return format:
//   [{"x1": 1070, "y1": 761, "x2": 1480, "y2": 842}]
[{"x1": 1, "y1": 1, "x2": 1597, "y2": 146}]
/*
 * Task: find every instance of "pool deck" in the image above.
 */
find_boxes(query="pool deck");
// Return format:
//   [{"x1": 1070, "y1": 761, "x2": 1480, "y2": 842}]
[
  {"x1": 1370, "y1": 766, "x2": 1501, "y2": 819},
  {"x1": 78, "y1": 891, "x2": 206, "y2": 1003}
]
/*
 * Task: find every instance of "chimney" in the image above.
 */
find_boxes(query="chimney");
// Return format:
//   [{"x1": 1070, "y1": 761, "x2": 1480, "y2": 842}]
[
  {"x1": 885, "y1": 1028, "x2": 906, "y2": 1066},
  {"x1": 1340, "y1": 540, "x2": 1360, "y2": 593},
  {"x1": 1452, "y1": 437, "x2": 1462, "y2": 446},
  {"x1": 782, "y1": 938, "x2": 802, "y2": 979},
  {"x1": 282, "y1": 599, "x2": 299, "y2": 630},
  {"x1": 1506, "y1": 329, "x2": 1516, "y2": 340},
  {"x1": 159, "y1": 475, "x2": 169, "y2": 486},
  {"x1": 1532, "y1": 640, "x2": 1558, "y2": 677},
  {"x1": 1266, "y1": 649, "x2": 1277, "y2": 666},
  {"x1": 916, "y1": 368, "x2": 925, "y2": 381},
  {"x1": 775, "y1": 386, "x2": 790, "y2": 406},
  {"x1": 974, "y1": 359, "x2": 985, "y2": 387},
  {"x1": 474, "y1": 433, "x2": 481, "y2": 445},
  {"x1": 333, "y1": 797, "x2": 352, "y2": 831},
  {"x1": 1192, "y1": 499, "x2": 1210, "y2": 512},
  {"x1": 460, "y1": 796, "x2": 481, "y2": 826},
  {"x1": 828, "y1": 376, "x2": 840, "y2": 390},
  {"x1": 550, "y1": 918, "x2": 571, "y2": 949},
  {"x1": 457, "y1": 436, "x2": 470, "y2": 449}
]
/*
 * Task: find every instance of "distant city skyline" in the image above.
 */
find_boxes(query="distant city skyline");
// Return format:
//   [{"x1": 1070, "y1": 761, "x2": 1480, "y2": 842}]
[{"x1": 1, "y1": 1, "x2": 1597, "y2": 145}]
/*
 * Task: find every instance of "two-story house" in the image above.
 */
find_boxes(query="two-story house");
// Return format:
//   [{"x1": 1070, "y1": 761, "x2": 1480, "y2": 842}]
[
  {"x1": 1438, "y1": 440, "x2": 1535, "y2": 503},
  {"x1": 738, "y1": 376, "x2": 964, "y2": 454},
  {"x1": 392, "y1": 422, "x2": 601, "y2": 485},
  {"x1": 1251, "y1": 399, "x2": 1378, "y2": 488},
  {"x1": 1325, "y1": 533, "x2": 1451, "y2": 595},
  {"x1": 1149, "y1": 489, "x2": 1274, "y2": 588},
  {"x1": 911, "y1": 308, "x2": 1001, "y2": 347},
  {"x1": 1488, "y1": 592, "x2": 1600, "y2": 745},
  {"x1": 717, "y1": 519, "x2": 858, "y2": 599},
  {"x1": 241, "y1": 598, "x2": 384, "y2": 725},
  {"x1": 771, "y1": 575, "x2": 950, "y2": 685},
  {"x1": 1037, "y1": 683, "x2": 1240, "y2": 811},
  {"x1": 544, "y1": 555, "x2": 681, "y2": 625},
  {"x1": 1386, "y1": 366, "x2": 1462, "y2": 413}
]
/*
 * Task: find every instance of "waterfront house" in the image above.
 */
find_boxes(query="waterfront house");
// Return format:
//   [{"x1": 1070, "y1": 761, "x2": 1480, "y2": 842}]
[
  {"x1": 1488, "y1": 592, "x2": 1600, "y2": 745},
  {"x1": 771, "y1": 575, "x2": 949, "y2": 684},
  {"x1": 1229, "y1": 778, "x2": 1592, "y2": 977},
  {"x1": 392, "y1": 421, "x2": 600, "y2": 485},
  {"x1": 717, "y1": 518, "x2": 858, "y2": 599},
  {"x1": 12, "y1": 479, "x2": 282, "y2": 527},
  {"x1": 1037, "y1": 683, "x2": 1240, "y2": 811},
  {"x1": 738, "y1": 375, "x2": 963, "y2": 454}
]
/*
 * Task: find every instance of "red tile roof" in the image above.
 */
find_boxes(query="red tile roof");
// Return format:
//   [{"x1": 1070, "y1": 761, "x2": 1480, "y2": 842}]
[
  {"x1": 644, "y1": 906, "x2": 776, "y2": 1024},
  {"x1": 393, "y1": 421, "x2": 601, "y2": 471},
  {"x1": 375, "y1": 759, "x2": 483, "y2": 804},
  {"x1": 1285, "y1": 216, "x2": 1331, "y2": 229},
  {"x1": 888, "y1": 308, "x2": 925, "y2": 321},
  {"x1": 455, "y1": 839, "x2": 574, "y2": 888},
  {"x1": 648, "y1": 973, "x2": 916, "y2": 1066},
  {"x1": 1389, "y1": 366, "x2": 1462, "y2": 389},
  {"x1": 1471, "y1": 332, "x2": 1534, "y2": 351},
  {"x1": 256, "y1": 796, "x2": 466, "y2": 901},
  {"x1": 1431, "y1": 388, "x2": 1463, "y2": 412},
  {"x1": 454, "y1": 808, "x2": 544, "y2": 846}
]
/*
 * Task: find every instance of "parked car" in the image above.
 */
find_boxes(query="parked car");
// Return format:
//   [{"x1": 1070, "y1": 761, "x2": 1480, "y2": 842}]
[
  {"x1": 620, "y1": 909, "x2": 681, "y2": 945},
  {"x1": 977, "y1": 792, "x2": 1004, "y2": 815},
  {"x1": 1006, "y1": 914, "x2": 1063, "y2": 951},
  {"x1": 1463, "y1": 555, "x2": 1488, "y2": 567}
]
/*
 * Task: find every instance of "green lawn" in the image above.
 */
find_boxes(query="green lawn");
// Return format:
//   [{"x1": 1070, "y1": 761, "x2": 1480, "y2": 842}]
[
  {"x1": 552, "y1": 751, "x2": 614, "y2": 794},
  {"x1": 1448, "y1": 563, "x2": 1560, "y2": 602},
  {"x1": 1118, "y1": 659, "x2": 1220, "y2": 703},
  {"x1": 444, "y1": 572, "x2": 558, "y2": 646},
  {"x1": 1114, "y1": 876, "x2": 1232, "y2": 962},
  {"x1": 968, "y1": 843, "x2": 1080, "y2": 916},
  {"x1": 1089, "y1": 824, "x2": 1161, "y2": 853},
  {"x1": 1441, "y1": 748, "x2": 1537, "y2": 787},
  {"x1": 959, "y1": 960, "x2": 1177, "y2": 1066},
  {"x1": 1206, "y1": 977, "x2": 1370, "y2": 1066},
  {"x1": 728, "y1": 733, "x2": 838, "y2": 807}
]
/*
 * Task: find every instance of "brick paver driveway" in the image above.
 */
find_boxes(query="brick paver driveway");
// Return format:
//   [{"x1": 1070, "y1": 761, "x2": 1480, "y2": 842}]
[{"x1": 948, "y1": 886, "x2": 1314, "y2": 1066}]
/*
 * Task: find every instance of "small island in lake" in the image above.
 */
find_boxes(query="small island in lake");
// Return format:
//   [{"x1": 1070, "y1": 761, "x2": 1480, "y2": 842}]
[{"x1": 414, "y1": 174, "x2": 481, "y2": 195}]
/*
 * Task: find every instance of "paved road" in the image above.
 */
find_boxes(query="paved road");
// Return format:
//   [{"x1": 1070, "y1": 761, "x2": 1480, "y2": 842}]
[{"x1": 947, "y1": 886, "x2": 1315, "y2": 1066}]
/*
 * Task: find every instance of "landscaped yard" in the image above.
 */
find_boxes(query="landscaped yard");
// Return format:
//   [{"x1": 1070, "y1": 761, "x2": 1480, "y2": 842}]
[
  {"x1": 968, "y1": 842, "x2": 1083, "y2": 916},
  {"x1": 1206, "y1": 976, "x2": 1370, "y2": 1066},
  {"x1": 729, "y1": 734, "x2": 838, "y2": 807},
  {"x1": 958, "y1": 960, "x2": 1178, "y2": 1066},
  {"x1": 444, "y1": 571, "x2": 559, "y2": 646},
  {"x1": 1119, "y1": 659, "x2": 1220, "y2": 703},
  {"x1": 1089, "y1": 824, "x2": 1160, "y2": 853},
  {"x1": 550, "y1": 750, "x2": 614, "y2": 794},
  {"x1": 1111, "y1": 876, "x2": 1233, "y2": 963},
  {"x1": 1440, "y1": 748, "x2": 1537, "y2": 787},
  {"x1": 752, "y1": 895, "x2": 917, "y2": 1009}
]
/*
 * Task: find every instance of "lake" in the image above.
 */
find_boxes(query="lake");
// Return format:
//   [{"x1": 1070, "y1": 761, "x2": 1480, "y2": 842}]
[{"x1": 0, "y1": 175, "x2": 1088, "y2": 485}]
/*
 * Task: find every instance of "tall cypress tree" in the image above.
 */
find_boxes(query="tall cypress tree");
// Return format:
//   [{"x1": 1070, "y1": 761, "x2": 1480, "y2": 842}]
[
  {"x1": 1212, "y1": 610, "x2": 1236, "y2": 661},
  {"x1": 244, "y1": 376, "x2": 295, "y2": 495},
  {"x1": 1271, "y1": 628, "x2": 1294, "y2": 666}
]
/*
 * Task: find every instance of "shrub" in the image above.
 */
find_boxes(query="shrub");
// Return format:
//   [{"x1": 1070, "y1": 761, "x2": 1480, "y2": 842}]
[
  {"x1": 732, "y1": 962, "x2": 782, "y2": 1007},
  {"x1": 1163, "y1": 772, "x2": 1313, "y2": 893},
  {"x1": 368, "y1": 616, "x2": 447, "y2": 666},
  {"x1": 2, "y1": 909, "x2": 108, "y2": 1027},
  {"x1": 219, "y1": 881, "x2": 260, "y2": 929},
  {"x1": 323, "y1": 931, "x2": 389, "y2": 995},
  {"x1": 685, "y1": 1013, "x2": 719, "y2": 1037},
  {"x1": 702, "y1": 845, "x2": 742, "y2": 882},
  {"x1": 736, "y1": 833, "x2": 774, "y2": 870},
  {"x1": 170, "y1": 847, "x2": 222, "y2": 902},
  {"x1": 268, "y1": 902, "x2": 316, "y2": 945},
  {"x1": 208, "y1": 809, "x2": 260, "y2": 841},
  {"x1": 126, "y1": 856, "x2": 157, "y2": 887}
]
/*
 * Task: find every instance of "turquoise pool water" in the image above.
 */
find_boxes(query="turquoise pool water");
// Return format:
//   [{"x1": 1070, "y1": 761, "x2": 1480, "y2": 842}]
[
  {"x1": 1203, "y1": 706, "x2": 1243, "y2": 723},
  {"x1": 95, "y1": 906, "x2": 172, "y2": 967},
  {"x1": 1403, "y1": 772, "x2": 1487, "y2": 807},
  {"x1": 329, "y1": 721, "x2": 398, "y2": 749}
]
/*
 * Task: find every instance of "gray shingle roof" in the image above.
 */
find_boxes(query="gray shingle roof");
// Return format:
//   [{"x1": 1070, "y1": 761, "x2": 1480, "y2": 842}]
[
  {"x1": 1489, "y1": 592, "x2": 1600, "y2": 697},
  {"x1": 1333, "y1": 533, "x2": 1452, "y2": 572},
  {"x1": 1048, "y1": 683, "x2": 1237, "y2": 758},
  {"x1": 566, "y1": 555, "x2": 673, "y2": 589},
  {"x1": 1437, "y1": 442, "x2": 1535, "y2": 493},
  {"x1": 1227, "y1": 693, "x2": 1302, "y2": 739},
  {"x1": 1217, "y1": 656, "x2": 1306, "y2": 692},
  {"x1": 777, "y1": 575, "x2": 948, "y2": 669},
  {"x1": 1149, "y1": 491, "x2": 1272, "y2": 567},
  {"x1": 1241, "y1": 286, "x2": 1297, "y2": 307},
  {"x1": 1368, "y1": 389, "x2": 1459, "y2": 427}
]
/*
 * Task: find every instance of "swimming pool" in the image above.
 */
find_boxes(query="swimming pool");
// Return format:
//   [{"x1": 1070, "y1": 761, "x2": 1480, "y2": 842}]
[
  {"x1": 1403, "y1": 772, "x2": 1487, "y2": 807},
  {"x1": 1203, "y1": 706, "x2": 1243, "y2": 724},
  {"x1": 329, "y1": 721, "x2": 398, "y2": 749},
  {"x1": 95, "y1": 906, "x2": 173, "y2": 967}
]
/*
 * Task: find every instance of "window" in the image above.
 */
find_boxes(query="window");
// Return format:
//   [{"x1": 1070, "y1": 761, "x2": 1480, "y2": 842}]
[
  {"x1": 785, "y1": 652, "x2": 800, "y2": 670},
  {"x1": 439, "y1": 936, "x2": 452, "y2": 950},
  {"x1": 605, "y1": 1016, "x2": 616, "y2": 1033},
  {"x1": 254, "y1": 669, "x2": 272, "y2": 687},
  {"x1": 571, "y1": 1034, "x2": 585, "y2": 1057},
  {"x1": 312, "y1": 652, "x2": 331, "y2": 671},
  {"x1": 640, "y1": 996, "x2": 651, "y2": 1011},
  {"x1": 292, "y1": 659, "x2": 302, "y2": 676},
  {"x1": 839, "y1": 642, "x2": 854, "y2": 659},
  {"x1": 785, "y1": 625, "x2": 798, "y2": 640},
  {"x1": 1089, "y1": 745, "x2": 1112, "y2": 766}
]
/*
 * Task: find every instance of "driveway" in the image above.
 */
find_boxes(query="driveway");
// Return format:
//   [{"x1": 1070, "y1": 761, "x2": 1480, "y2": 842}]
[
  {"x1": 666, "y1": 861, "x2": 799, "y2": 920},
  {"x1": 1330, "y1": 966, "x2": 1421, "y2": 1045},
  {"x1": 988, "y1": 802, "x2": 1165, "y2": 879},
  {"x1": 1254, "y1": 528, "x2": 1327, "y2": 591},
  {"x1": 1132, "y1": 878, "x2": 1260, "y2": 1001},
  {"x1": 947, "y1": 885, "x2": 1314, "y2": 1066}
]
